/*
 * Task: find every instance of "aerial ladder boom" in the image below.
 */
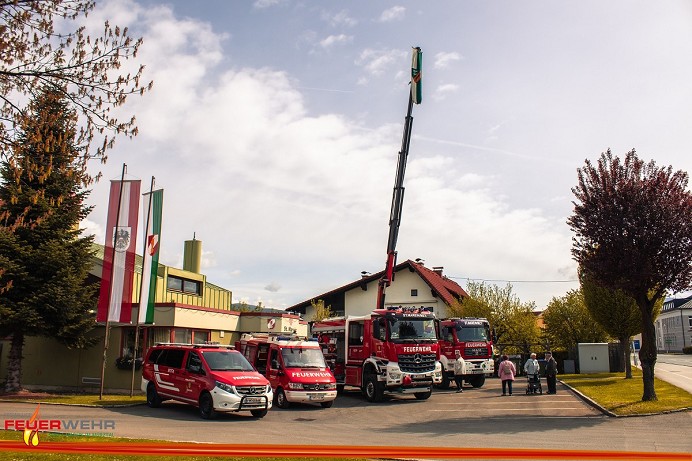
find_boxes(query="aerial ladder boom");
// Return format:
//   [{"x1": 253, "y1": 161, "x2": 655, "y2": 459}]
[{"x1": 377, "y1": 47, "x2": 422, "y2": 310}]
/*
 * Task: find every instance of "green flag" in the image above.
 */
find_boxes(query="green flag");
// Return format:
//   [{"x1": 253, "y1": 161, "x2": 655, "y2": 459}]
[
  {"x1": 138, "y1": 189, "x2": 163, "y2": 324},
  {"x1": 411, "y1": 47, "x2": 422, "y2": 104}
]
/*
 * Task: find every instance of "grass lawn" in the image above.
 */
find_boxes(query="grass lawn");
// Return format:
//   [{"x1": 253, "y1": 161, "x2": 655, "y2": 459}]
[
  {"x1": 0, "y1": 393, "x2": 146, "y2": 406},
  {"x1": 560, "y1": 367, "x2": 692, "y2": 416}
]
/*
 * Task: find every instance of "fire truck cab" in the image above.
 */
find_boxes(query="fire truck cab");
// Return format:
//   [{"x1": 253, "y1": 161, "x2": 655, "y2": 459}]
[
  {"x1": 438, "y1": 317, "x2": 495, "y2": 388},
  {"x1": 236, "y1": 333, "x2": 337, "y2": 409}
]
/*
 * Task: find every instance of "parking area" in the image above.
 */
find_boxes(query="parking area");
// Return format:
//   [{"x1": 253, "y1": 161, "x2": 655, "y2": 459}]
[{"x1": 326, "y1": 377, "x2": 602, "y2": 419}]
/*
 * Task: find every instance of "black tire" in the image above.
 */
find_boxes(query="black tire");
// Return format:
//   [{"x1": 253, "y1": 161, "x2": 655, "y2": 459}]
[
  {"x1": 275, "y1": 388, "x2": 290, "y2": 409},
  {"x1": 251, "y1": 409, "x2": 268, "y2": 418},
  {"x1": 436, "y1": 367, "x2": 451, "y2": 390},
  {"x1": 336, "y1": 384, "x2": 345, "y2": 393},
  {"x1": 414, "y1": 389, "x2": 432, "y2": 400},
  {"x1": 199, "y1": 392, "x2": 217, "y2": 420},
  {"x1": 363, "y1": 374, "x2": 384, "y2": 403},
  {"x1": 469, "y1": 375, "x2": 486, "y2": 388},
  {"x1": 146, "y1": 383, "x2": 162, "y2": 408},
  {"x1": 320, "y1": 400, "x2": 334, "y2": 408}
]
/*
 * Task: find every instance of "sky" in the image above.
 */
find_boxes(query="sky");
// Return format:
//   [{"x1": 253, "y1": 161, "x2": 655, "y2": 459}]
[{"x1": 78, "y1": 0, "x2": 692, "y2": 310}]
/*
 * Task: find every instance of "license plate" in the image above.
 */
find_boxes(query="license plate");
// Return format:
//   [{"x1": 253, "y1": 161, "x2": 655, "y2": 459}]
[
  {"x1": 244, "y1": 397, "x2": 263, "y2": 404},
  {"x1": 308, "y1": 393, "x2": 326, "y2": 400}
]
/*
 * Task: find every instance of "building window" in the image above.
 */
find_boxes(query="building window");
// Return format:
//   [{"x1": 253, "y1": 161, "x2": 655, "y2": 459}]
[
  {"x1": 167, "y1": 275, "x2": 201, "y2": 295},
  {"x1": 688, "y1": 316, "x2": 692, "y2": 328},
  {"x1": 121, "y1": 328, "x2": 145, "y2": 359},
  {"x1": 172, "y1": 328, "x2": 209, "y2": 344},
  {"x1": 411, "y1": 289, "x2": 418, "y2": 297}
]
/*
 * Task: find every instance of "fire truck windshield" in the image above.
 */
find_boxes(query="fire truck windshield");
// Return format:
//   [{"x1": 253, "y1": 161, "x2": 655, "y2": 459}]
[
  {"x1": 454, "y1": 323, "x2": 490, "y2": 342},
  {"x1": 202, "y1": 351, "x2": 255, "y2": 372},
  {"x1": 281, "y1": 347, "x2": 327, "y2": 368},
  {"x1": 387, "y1": 317, "x2": 437, "y2": 342}
]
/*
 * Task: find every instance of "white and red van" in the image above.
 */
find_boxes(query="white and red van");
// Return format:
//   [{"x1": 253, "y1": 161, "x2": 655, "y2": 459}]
[
  {"x1": 237, "y1": 334, "x2": 337, "y2": 409},
  {"x1": 141, "y1": 343, "x2": 273, "y2": 419}
]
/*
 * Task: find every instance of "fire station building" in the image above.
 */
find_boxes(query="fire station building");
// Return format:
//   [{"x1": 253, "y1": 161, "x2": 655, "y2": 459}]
[{"x1": 0, "y1": 238, "x2": 307, "y2": 393}]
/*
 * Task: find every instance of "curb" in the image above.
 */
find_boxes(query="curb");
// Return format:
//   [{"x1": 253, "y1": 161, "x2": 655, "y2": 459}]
[{"x1": 0, "y1": 398, "x2": 145, "y2": 408}]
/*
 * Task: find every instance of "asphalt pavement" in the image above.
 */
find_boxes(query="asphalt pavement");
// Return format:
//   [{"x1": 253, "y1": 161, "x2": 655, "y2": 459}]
[{"x1": 636, "y1": 353, "x2": 692, "y2": 394}]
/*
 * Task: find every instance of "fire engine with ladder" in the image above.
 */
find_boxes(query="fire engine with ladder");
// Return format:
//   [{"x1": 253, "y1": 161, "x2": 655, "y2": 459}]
[{"x1": 313, "y1": 48, "x2": 443, "y2": 403}]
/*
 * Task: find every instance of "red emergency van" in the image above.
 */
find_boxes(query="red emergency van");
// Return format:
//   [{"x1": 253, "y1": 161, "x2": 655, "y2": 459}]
[
  {"x1": 237, "y1": 333, "x2": 337, "y2": 409},
  {"x1": 141, "y1": 343, "x2": 272, "y2": 419}
]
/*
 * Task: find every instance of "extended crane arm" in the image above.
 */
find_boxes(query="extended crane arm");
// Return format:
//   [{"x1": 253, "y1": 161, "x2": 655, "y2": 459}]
[{"x1": 377, "y1": 47, "x2": 421, "y2": 310}]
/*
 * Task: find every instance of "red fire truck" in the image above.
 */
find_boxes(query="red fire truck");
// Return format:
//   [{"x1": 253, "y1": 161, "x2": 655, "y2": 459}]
[
  {"x1": 313, "y1": 306, "x2": 442, "y2": 403},
  {"x1": 236, "y1": 333, "x2": 337, "y2": 409},
  {"x1": 437, "y1": 317, "x2": 495, "y2": 388}
]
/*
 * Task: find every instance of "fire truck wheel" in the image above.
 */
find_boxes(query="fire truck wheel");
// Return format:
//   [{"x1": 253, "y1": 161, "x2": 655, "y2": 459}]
[
  {"x1": 198, "y1": 392, "x2": 217, "y2": 420},
  {"x1": 275, "y1": 388, "x2": 291, "y2": 409},
  {"x1": 251, "y1": 409, "x2": 268, "y2": 418},
  {"x1": 364, "y1": 374, "x2": 384, "y2": 403},
  {"x1": 146, "y1": 383, "x2": 162, "y2": 408},
  {"x1": 436, "y1": 369, "x2": 451, "y2": 390},
  {"x1": 414, "y1": 389, "x2": 432, "y2": 400},
  {"x1": 469, "y1": 375, "x2": 486, "y2": 388},
  {"x1": 320, "y1": 400, "x2": 334, "y2": 408}
]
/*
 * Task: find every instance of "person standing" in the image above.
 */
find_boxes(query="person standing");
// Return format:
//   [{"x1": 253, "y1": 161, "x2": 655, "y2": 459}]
[
  {"x1": 497, "y1": 354, "x2": 516, "y2": 396},
  {"x1": 453, "y1": 349, "x2": 465, "y2": 393},
  {"x1": 523, "y1": 352, "x2": 540, "y2": 376},
  {"x1": 545, "y1": 351, "x2": 558, "y2": 394}
]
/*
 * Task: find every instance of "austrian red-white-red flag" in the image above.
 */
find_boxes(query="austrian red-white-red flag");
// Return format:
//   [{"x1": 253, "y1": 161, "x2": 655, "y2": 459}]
[{"x1": 97, "y1": 179, "x2": 141, "y2": 323}]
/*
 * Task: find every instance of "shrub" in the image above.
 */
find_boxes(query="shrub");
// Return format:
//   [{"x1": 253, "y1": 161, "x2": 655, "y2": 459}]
[{"x1": 682, "y1": 346, "x2": 692, "y2": 355}]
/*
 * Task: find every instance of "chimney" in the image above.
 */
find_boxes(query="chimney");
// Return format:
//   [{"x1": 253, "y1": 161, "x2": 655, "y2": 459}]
[
  {"x1": 183, "y1": 233, "x2": 202, "y2": 273},
  {"x1": 432, "y1": 266, "x2": 443, "y2": 276}
]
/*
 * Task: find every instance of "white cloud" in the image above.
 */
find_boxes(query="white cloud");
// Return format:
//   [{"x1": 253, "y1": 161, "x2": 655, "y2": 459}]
[
  {"x1": 356, "y1": 48, "x2": 407, "y2": 77},
  {"x1": 432, "y1": 83, "x2": 459, "y2": 101},
  {"x1": 433, "y1": 51, "x2": 462, "y2": 69},
  {"x1": 323, "y1": 9, "x2": 357, "y2": 27},
  {"x1": 379, "y1": 6, "x2": 406, "y2": 22},
  {"x1": 320, "y1": 34, "x2": 353, "y2": 49},
  {"x1": 253, "y1": 0, "x2": 284, "y2": 9}
]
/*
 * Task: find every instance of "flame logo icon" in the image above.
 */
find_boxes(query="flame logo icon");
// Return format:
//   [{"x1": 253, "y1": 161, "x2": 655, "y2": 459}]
[{"x1": 23, "y1": 404, "x2": 40, "y2": 447}]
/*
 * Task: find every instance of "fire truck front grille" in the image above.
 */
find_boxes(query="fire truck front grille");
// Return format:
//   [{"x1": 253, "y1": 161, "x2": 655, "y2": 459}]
[
  {"x1": 465, "y1": 347, "x2": 487, "y2": 357},
  {"x1": 301, "y1": 383, "x2": 333, "y2": 391},
  {"x1": 398, "y1": 353, "x2": 436, "y2": 373},
  {"x1": 235, "y1": 386, "x2": 267, "y2": 395}
]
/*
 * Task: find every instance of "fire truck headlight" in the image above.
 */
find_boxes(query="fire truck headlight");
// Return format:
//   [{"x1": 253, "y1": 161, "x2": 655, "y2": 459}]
[
  {"x1": 215, "y1": 381, "x2": 234, "y2": 394},
  {"x1": 266, "y1": 384, "x2": 273, "y2": 394},
  {"x1": 325, "y1": 383, "x2": 337, "y2": 391},
  {"x1": 389, "y1": 372, "x2": 401, "y2": 380},
  {"x1": 287, "y1": 382, "x2": 303, "y2": 390}
]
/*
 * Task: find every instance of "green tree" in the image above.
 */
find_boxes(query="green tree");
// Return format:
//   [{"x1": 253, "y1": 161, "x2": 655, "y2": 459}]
[
  {"x1": 581, "y1": 274, "x2": 656, "y2": 379},
  {"x1": 542, "y1": 289, "x2": 609, "y2": 359},
  {"x1": 459, "y1": 281, "x2": 541, "y2": 356},
  {"x1": 0, "y1": 88, "x2": 98, "y2": 392},
  {"x1": 0, "y1": 0, "x2": 152, "y2": 170},
  {"x1": 568, "y1": 149, "x2": 692, "y2": 400},
  {"x1": 310, "y1": 299, "x2": 333, "y2": 322}
]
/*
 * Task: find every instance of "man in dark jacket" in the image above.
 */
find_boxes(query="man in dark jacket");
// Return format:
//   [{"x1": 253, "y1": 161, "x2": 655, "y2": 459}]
[{"x1": 545, "y1": 351, "x2": 558, "y2": 394}]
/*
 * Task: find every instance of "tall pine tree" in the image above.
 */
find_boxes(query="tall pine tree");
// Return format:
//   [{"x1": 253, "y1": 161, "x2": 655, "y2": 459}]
[{"x1": 0, "y1": 87, "x2": 98, "y2": 392}]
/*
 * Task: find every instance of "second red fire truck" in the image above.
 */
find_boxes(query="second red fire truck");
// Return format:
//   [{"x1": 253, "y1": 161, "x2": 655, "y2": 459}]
[
  {"x1": 437, "y1": 317, "x2": 495, "y2": 388},
  {"x1": 236, "y1": 333, "x2": 337, "y2": 409}
]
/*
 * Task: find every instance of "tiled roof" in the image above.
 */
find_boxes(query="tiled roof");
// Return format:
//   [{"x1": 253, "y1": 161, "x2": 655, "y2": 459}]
[{"x1": 287, "y1": 259, "x2": 467, "y2": 311}]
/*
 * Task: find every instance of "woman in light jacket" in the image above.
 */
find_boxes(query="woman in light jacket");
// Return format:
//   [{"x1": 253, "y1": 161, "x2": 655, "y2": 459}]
[{"x1": 497, "y1": 354, "x2": 516, "y2": 396}]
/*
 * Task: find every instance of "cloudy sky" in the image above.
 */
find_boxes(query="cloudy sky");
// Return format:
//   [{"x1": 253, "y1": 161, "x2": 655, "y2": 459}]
[{"x1": 80, "y1": 0, "x2": 692, "y2": 309}]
